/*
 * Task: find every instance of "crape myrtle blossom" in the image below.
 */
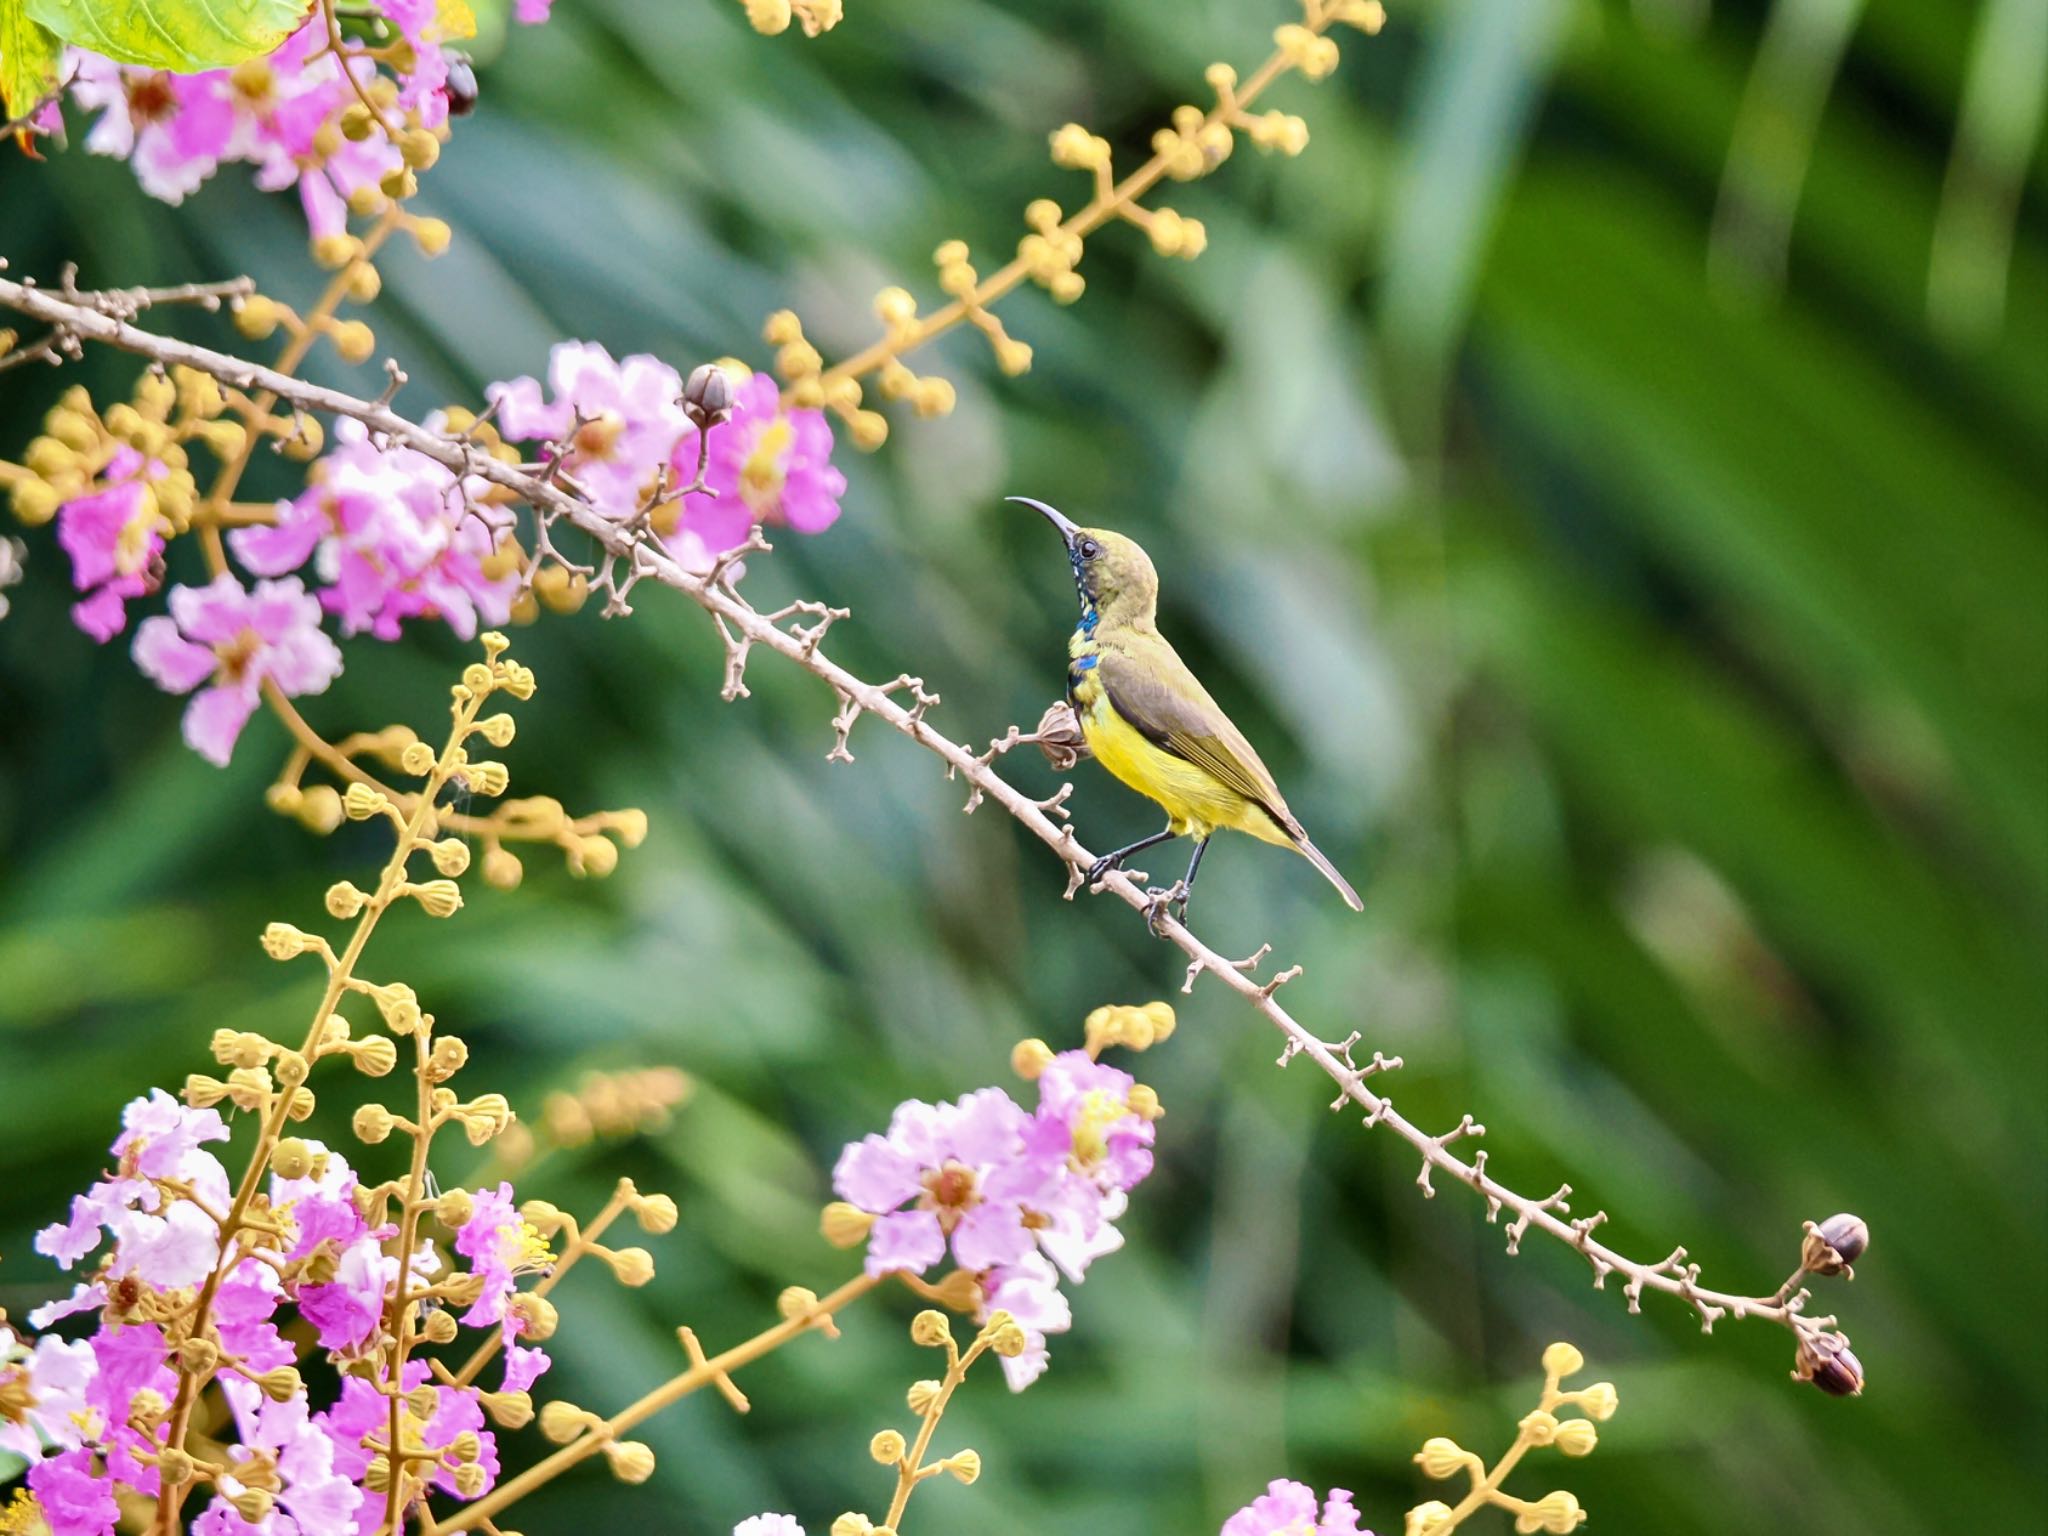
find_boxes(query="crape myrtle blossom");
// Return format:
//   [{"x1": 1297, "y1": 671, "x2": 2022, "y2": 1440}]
[
  {"x1": 60, "y1": 0, "x2": 554, "y2": 230},
  {"x1": 831, "y1": 1049, "x2": 1157, "y2": 1390},
  {"x1": 1221, "y1": 1481, "x2": 1373, "y2": 1536},
  {"x1": 55, "y1": 444, "x2": 172, "y2": 641},
  {"x1": 4, "y1": 1097, "x2": 554, "y2": 1536},
  {"x1": 229, "y1": 417, "x2": 519, "y2": 642},
  {"x1": 133, "y1": 573, "x2": 344, "y2": 766},
  {"x1": 488, "y1": 345, "x2": 845, "y2": 571}
]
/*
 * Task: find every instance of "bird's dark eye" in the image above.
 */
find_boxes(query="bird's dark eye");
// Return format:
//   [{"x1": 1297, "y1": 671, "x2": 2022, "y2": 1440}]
[{"x1": 1078, "y1": 538, "x2": 1101, "y2": 560}]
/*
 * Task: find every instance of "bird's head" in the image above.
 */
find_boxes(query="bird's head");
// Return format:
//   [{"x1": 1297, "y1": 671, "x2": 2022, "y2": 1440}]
[{"x1": 1011, "y1": 497, "x2": 1158, "y2": 628}]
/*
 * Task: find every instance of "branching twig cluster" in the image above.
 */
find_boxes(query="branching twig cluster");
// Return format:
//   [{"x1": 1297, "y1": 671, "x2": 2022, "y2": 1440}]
[{"x1": 0, "y1": 271, "x2": 1866, "y2": 1380}]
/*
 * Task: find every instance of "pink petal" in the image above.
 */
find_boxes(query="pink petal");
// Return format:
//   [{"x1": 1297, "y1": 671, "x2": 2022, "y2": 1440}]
[
  {"x1": 183, "y1": 685, "x2": 261, "y2": 767},
  {"x1": 133, "y1": 615, "x2": 218, "y2": 694}
]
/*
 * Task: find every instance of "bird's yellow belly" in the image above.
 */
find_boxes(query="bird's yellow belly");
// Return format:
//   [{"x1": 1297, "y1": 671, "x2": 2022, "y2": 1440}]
[{"x1": 1076, "y1": 687, "x2": 1268, "y2": 841}]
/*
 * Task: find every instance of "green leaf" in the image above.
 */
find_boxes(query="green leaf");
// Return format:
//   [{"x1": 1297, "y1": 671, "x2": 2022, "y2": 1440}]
[
  {"x1": 24, "y1": 0, "x2": 311, "y2": 73},
  {"x1": 1, "y1": 0, "x2": 62, "y2": 121}
]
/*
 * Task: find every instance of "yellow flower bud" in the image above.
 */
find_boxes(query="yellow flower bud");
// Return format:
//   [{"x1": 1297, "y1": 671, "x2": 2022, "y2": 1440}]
[
  {"x1": 571, "y1": 835, "x2": 618, "y2": 878},
  {"x1": 343, "y1": 782, "x2": 390, "y2": 821},
  {"x1": 481, "y1": 1389, "x2": 533, "y2": 1428},
  {"x1": 909, "y1": 1310, "x2": 953, "y2": 1349},
  {"x1": 604, "y1": 1440, "x2": 656, "y2": 1483},
  {"x1": 353, "y1": 1103, "x2": 396, "y2": 1144},
  {"x1": 1553, "y1": 1418, "x2": 1598, "y2": 1457},
  {"x1": 1572, "y1": 1381, "x2": 1617, "y2": 1421},
  {"x1": 778, "y1": 1286, "x2": 820, "y2": 1322},
  {"x1": 452, "y1": 1461, "x2": 488, "y2": 1497},
  {"x1": 1519, "y1": 1408, "x2": 1558, "y2": 1445},
  {"x1": 474, "y1": 712, "x2": 517, "y2": 748},
  {"x1": 1526, "y1": 1490, "x2": 1585, "y2": 1533},
  {"x1": 329, "y1": 319, "x2": 377, "y2": 365},
  {"x1": 821, "y1": 1202, "x2": 875, "y2": 1248},
  {"x1": 410, "y1": 216, "x2": 453, "y2": 256},
  {"x1": 229, "y1": 1488, "x2": 276, "y2": 1525},
  {"x1": 256, "y1": 1365, "x2": 303, "y2": 1403},
  {"x1": 351, "y1": 1035, "x2": 398, "y2": 1077},
  {"x1": 422, "y1": 1308, "x2": 459, "y2": 1345},
  {"x1": 482, "y1": 846, "x2": 525, "y2": 890},
  {"x1": 271, "y1": 1137, "x2": 315, "y2": 1180},
  {"x1": 942, "y1": 1448, "x2": 981, "y2": 1484},
  {"x1": 848, "y1": 410, "x2": 889, "y2": 450},
  {"x1": 633, "y1": 1192, "x2": 679, "y2": 1234},
  {"x1": 604, "y1": 1246, "x2": 655, "y2": 1287},
  {"x1": 1415, "y1": 1437, "x2": 1469, "y2": 1479},
  {"x1": 1542, "y1": 1342, "x2": 1584, "y2": 1379},
  {"x1": 509, "y1": 1292, "x2": 559, "y2": 1342},
  {"x1": 744, "y1": 0, "x2": 791, "y2": 32},
  {"x1": 1404, "y1": 1502, "x2": 1454, "y2": 1536},
  {"x1": 906, "y1": 1378, "x2": 941, "y2": 1416},
  {"x1": 325, "y1": 881, "x2": 369, "y2": 919},
  {"x1": 260, "y1": 923, "x2": 315, "y2": 961},
  {"x1": 538, "y1": 1400, "x2": 588, "y2": 1443},
  {"x1": 869, "y1": 1429, "x2": 906, "y2": 1465},
  {"x1": 1010, "y1": 1038, "x2": 1055, "y2": 1080},
  {"x1": 409, "y1": 879, "x2": 463, "y2": 918}
]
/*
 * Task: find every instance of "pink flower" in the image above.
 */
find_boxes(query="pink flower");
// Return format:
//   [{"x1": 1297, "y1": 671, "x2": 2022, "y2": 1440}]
[
  {"x1": 832, "y1": 1088, "x2": 1065, "y2": 1279},
  {"x1": 979, "y1": 1251, "x2": 1070, "y2": 1391},
  {"x1": 67, "y1": 55, "x2": 233, "y2": 202},
  {"x1": 488, "y1": 341, "x2": 688, "y2": 518},
  {"x1": 735, "y1": 1518, "x2": 807, "y2": 1536},
  {"x1": 669, "y1": 372, "x2": 844, "y2": 561},
  {"x1": 516, "y1": 0, "x2": 555, "y2": 20},
  {"x1": 36, "y1": 1090, "x2": 232, "y2": 1279},
  {"x1": 55, "y1": 446, "x2": 168, "y2": 641},
  {"x1": 0, "y1": 1330, "x2": 95, "y2": 1458},
  {"x1": 454, "y1": 1181, "x2": 526, "y2": 1330},
  {"x1": 231, "y1": 419, "x2": 517, "y2": 641},
  {"x1": 297, "y1": 1235, "x2": 390, "y2": 1352},
  {"x1": 28, "y1": 1447, "x2": 121, "y2": 1536},
  {"x1": 1220, "y1": 1481, "x2": 1371, "y2": 1536},
  {"x1": 204, "y1": 1384, "x2": 360, "y2": 1536},
  {"x1": 132, "y1": 574, "x2": 342, "y2": 765}
]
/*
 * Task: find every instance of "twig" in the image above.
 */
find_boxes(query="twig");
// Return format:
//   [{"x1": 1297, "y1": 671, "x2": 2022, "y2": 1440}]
[{"x1": 0, "y1": 273, "x2": 1849, "y2": 1355}]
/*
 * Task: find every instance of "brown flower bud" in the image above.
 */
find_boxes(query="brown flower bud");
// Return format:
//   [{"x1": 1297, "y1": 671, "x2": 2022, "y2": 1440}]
[
  {"x1": 683, "y1": 363, "x2": 734, "y2": 427},
  {"x1": 443, "y1": 56, "x2": 479, "y2": 117},
  {"x1": 1802, "y1": 1213, "x2": 1869, "y2": 1279},
  {"x1": 1793, "y1": 1330, "x2": 1865, "y2": 1397},
  {"x1": 1033, "y1": 701, "x2": 1088, "y2": 771}
]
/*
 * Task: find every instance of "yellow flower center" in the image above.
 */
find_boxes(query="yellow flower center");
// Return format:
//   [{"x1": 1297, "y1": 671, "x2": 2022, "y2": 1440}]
[
  {"x1": 1069, "y1": 1089, "x2": 1128, "y2": 1168},
  {"x1": 739, "y1": 417, "x2": 794, "y2": 515}
]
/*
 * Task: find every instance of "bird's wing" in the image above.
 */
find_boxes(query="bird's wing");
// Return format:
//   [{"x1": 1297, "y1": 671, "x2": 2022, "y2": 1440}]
[{"x1": 1095, "y1": 645, "x2": 1298, "y2": 831}]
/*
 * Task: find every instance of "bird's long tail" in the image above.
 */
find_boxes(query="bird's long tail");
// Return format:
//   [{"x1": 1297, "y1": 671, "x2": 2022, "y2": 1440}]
[{"x1": 1293, "y1": 833, "x2": 1364, "y2": 912}]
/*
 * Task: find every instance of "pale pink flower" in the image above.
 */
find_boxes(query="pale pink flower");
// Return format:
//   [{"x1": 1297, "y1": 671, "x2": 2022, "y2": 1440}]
[
  {"x1": 669, "y1": 372, "x2": 845, "y2": 558},
  {"x1": 734, "y1": 1518, "x2": 806, "y2": 1536},
  {"x1": 132, "y1": 574, "x2": 342, "y2": 765},
  {"x1": 1220, "y1": 1480, "x2": 1371, "y2": 1536},
  {"x1": 231, "y1": 418, "x2": 516, "y2": 641},
  {"x1": 489, "y1": 341, "x2": 689, "y2": 518},
  {"x1": 0, "y1": 1330, "x2": 96, "y2": 1458},
  {"x1": 832, "y1": 1087, "x2": 1065, "y2": 1278}
]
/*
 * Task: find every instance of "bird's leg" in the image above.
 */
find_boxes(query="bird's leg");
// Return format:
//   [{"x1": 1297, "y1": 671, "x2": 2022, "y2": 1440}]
[
  {"x1": 1175, "y1": 837, "x2": 1209, "y2": 923},
  {"x1": 1085, "y1": 823, "x2": 1179, "y2": 888}
]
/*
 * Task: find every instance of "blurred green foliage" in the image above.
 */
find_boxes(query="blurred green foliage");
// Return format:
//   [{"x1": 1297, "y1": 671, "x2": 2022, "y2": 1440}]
[{"x1": 2, "y1": 0, "x2": 2042, "y2": 1531}]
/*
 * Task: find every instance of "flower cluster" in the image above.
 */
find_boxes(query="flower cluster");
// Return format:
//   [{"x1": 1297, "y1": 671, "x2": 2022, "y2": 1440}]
[
  {"x1": 824, "y1": 1004, "x2": 1170, "y2": 1390},
  {"x1": 1222, "y1": 1482, "x2": 1372, "y2": 1536},
  {"x1": 229, "y1": 417, "x2": 519, "y2": 642},
  {"x1": 0, "y1": 639, "x2": 679, "y2": 1536},
  {"x1": 7, "y1": 1098, "x2": 543, "y2": 1536},
  {"x1": 53, "y1": 0, "x2": 551, "y2": 235},
  {"x1": 488, "y1": 344, "x2": 844, "y2": 571}
]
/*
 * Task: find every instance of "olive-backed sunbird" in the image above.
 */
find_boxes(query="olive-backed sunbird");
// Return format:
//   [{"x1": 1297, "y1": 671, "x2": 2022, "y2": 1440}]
[{"x1": 1014, "y1": 496, "x2": 1363, "y2": 918}]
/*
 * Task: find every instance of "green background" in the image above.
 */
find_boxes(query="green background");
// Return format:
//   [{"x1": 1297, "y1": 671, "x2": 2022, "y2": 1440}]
[{"x1": 2, "y1": 0, "x2": 2042, "y2": 1530}]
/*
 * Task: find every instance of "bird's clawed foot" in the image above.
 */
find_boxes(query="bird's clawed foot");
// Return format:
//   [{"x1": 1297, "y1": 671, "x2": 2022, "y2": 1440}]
[
  {"x1": 1143, "y1": 880, "x2": 1190, "y2": 933},
  {"x1": 1087, "y1": 855, "x2": 1148, "y2": 890}
]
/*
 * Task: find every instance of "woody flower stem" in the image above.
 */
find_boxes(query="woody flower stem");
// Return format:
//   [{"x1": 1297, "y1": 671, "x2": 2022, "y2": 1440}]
[
  {"x1": 434, "y1": 1272, "x2": 884, "y2": 1535},
  {"x1": 0, "y1": 276, "x2": 1844, "y2": 1357},
  {"x1": 154, "y1": 675, "x2": 491, "y2": 1532}
]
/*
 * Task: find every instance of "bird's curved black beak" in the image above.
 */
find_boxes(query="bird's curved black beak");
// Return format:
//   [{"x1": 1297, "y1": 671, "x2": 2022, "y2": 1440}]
[{"x1": 1007, "y1": 495, "x2": 1079, "y2": 552}]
